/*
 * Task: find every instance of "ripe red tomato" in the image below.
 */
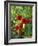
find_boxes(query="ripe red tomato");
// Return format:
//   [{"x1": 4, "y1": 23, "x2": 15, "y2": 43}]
[
  {"x1": 20, "y1": 18, "x2": 27, "y2": 24},
  {"x1": 20, "y1": 18, "x2": 25, "y2": 24},
  {"x1": 29, "y1": 18, "x2": 32, "y2": 22},
  {"x1": 26, "y1": 18, "x2": 30, "y2": 23},
  {"x1": 16, "y1": 25, "x2": 19, "y2": 30},
  {"x1": 16, "y1": 23, "x2": 23, "y2": 30},
  {"x1": 16, "y1": 15, "x2": 22, "y2": 20},
  {"x1": 18, "y1": 23, "x2": 23, "y2": 30}
]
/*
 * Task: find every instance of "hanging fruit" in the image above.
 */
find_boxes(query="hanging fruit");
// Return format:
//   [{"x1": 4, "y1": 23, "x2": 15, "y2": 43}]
[
  {"x1": 16, "y1": 15, "x2": 22, "y2": 20},
  {"x1": 26, "y1": 18, "x2": 32, "y2": 23},
  {"x1": 18, "y1": 23, "x2": 23, "y2": 30},
  {"x1": 20, "y1": 18, "x2": 27, "y2": 24},
  {"x1": 16, "y1": 23, "x2": 23, "y2": 31},
  {"x1": 16, "y1": 25, "x2": 19, "y2": 30}
]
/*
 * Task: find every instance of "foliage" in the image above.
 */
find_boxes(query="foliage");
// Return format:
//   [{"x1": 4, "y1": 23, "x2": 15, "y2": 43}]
[{"x1": 10, "y1": 5, "x2": 32, "y2": 38}]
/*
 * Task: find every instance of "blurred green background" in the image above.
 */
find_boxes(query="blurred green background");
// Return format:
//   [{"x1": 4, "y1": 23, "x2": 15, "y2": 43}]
[{"x1": 10, "y1": 5, "x2": 32, "y2": 38}]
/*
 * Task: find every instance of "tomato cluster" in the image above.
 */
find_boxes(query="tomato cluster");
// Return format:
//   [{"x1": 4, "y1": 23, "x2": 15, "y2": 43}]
[{"x1": 15, "y1": 15, "x2": 31, "y2": 31}]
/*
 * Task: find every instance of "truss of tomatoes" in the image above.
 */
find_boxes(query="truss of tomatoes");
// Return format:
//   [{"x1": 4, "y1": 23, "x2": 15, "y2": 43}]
[{"x1": 15, "y1": 15, "x2": 32, "y2": 34}]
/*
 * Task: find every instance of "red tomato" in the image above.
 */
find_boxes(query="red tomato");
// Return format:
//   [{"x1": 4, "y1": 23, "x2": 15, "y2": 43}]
[
  {"x1": 26, "y1": 18, "x2": 30, "y2": 23},
  {"x1": 16, "y1": 15, "x2": 22, "y2": 20},
  {"x1": 29, "y1": 18, "x2": 32, "y2": 22},
  {"x1": 16, "y1": 23, "x2": 23, "y2": 30},
  {"x1": 20, "y1": 18, "x2": 27, "y2": 24},
  {"x1": 25, "y1": 19, "x2": 27, "y2": 24},
  {"x1": 16, "y1": 25, "x2": 19, "y2": 30},
  {"x1": 18, "y1": 23, "x2": 23, "y2": 30},
  {"x1": 20, "y1": 18, "x2": 25, "y2": 24}
]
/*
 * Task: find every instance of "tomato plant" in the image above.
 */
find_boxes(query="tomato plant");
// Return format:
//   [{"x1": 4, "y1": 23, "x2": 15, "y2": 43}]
[{"x1": 10, "y1": 6, "x2": 32, "y2": 38}]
